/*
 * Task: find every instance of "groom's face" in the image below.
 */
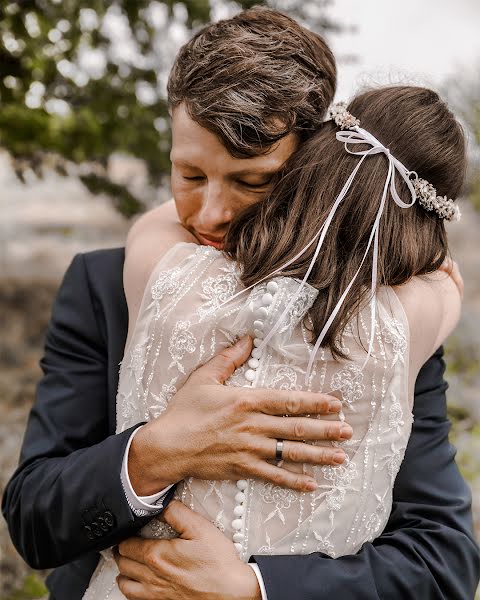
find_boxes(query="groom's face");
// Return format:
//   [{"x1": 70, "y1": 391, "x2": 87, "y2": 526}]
[{"x1": 170, "y1": 103, "x2": 298, "y2": 250}]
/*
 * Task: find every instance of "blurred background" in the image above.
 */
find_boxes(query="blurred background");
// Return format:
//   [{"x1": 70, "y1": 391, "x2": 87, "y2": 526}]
[{"x1": 0, "y1": 0, "x2": 479, "y2": 597}]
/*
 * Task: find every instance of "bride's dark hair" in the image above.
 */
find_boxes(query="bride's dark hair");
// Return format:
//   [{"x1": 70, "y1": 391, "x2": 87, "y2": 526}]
[{"x1": 224, "y1": 86, "x2": 466, "y2": 359}]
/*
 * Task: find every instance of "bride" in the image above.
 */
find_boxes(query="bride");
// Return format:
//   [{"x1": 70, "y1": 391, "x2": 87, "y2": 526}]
[{"x1": 83, "y1": 85, "x2": 464, "y2": 598}]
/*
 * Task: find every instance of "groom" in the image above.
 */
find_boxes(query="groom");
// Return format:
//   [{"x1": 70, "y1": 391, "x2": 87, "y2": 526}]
[{"x1": 3, "y1": 7, "x2": 479, "y2": 600}]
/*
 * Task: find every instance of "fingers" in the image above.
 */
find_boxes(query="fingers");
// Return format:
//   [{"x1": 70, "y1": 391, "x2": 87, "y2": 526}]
[
  {"x1": 117, "y1": 575, "x2": 150, "y2": 600},
  {"x1": 118, "y1": 537, "x2": 168, "y2": 567},
  {"x1": 189, "y1": 336, "x2": 253, "y2": 385},
  {"x1": 440, "y1": 257, "x2": 464, "y2": 299},
  {"x1": 246, "y1": 388, "x2": 342, "y2": 416},
  {"x1": 256, "y1": 414, "x2": 352, "y2": 443},
  {"x1": 256, "y1": 438, "x2": 346, "y2": 466},
  {"x1": 115, "y1": 549, "x2": 157, "y2": 587},
  {"x1": 449, "y1": 261, "x2": 464, "y2": 299},
  {"x1": 252, "y1": 460, "x2": 318, "y2": 492},
  {"x1": 439, "y1": 257, "x2": 451, "y2": 273},
  {"x1": 162, "y1": 500, "x2": 211, "y2": 540}
]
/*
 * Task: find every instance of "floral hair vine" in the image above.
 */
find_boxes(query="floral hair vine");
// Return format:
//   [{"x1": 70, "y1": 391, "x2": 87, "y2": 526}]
[{"x1": 327, "y1": 102, "x2": 461, "y2": 222}]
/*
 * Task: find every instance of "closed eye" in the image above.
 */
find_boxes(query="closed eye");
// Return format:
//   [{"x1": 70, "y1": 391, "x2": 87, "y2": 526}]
[{"x1": 238, "y1": 178, "x2": 272, "y2": 188}]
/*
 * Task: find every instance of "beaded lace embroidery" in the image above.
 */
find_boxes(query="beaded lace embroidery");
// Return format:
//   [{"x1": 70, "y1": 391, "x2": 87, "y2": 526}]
[{"x1": 83, "y1": 242, "x2": 412, "y2": 599}]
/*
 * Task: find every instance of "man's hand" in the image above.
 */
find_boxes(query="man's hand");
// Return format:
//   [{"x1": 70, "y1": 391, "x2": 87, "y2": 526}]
[
  {"x1": 129, "y1": 336, "x2": 352, "y2": 495},
  {"x1": 115, "y1": 501, "x2": 261, "y2": 600}
]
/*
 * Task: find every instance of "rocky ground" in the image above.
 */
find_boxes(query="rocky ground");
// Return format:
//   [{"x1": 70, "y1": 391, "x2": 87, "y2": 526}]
[{"x1": 0, "y1": 155, "x2": 479, "y2": 598}]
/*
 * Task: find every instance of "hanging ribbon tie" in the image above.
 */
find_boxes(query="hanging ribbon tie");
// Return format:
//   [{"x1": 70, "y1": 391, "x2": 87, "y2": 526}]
[
  {"x1": 336, "y1": 127, "x2": 417, "y2": 209},
  {"x1": 213, "y1": 125, "x2": 420, "y2": 383}
]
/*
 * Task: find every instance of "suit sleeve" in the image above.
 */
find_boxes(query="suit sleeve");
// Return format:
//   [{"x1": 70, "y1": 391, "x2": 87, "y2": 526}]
[
  {"x1": 251, "y1": 348, "x2": 480, "y2": 600},
  {"x1": 1, "y1": 254, "x2": 175, "y2": 569}
]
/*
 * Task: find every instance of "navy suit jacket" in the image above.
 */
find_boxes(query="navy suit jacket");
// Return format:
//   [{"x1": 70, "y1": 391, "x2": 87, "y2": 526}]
[{"x1": 2, "y1": 248, "x2": 479, "y2": 599}]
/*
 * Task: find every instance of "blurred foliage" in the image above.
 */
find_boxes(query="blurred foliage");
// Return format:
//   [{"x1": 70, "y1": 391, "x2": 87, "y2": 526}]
[
  {"x1": 0, "y1": 0, "x2": 343, "y2": 216},
  {"x1": 0, "y1": 574, "x2": 47, "y2": 600},
  {"x1": 443, "y1": 68, "x2": 480, "y2": 212},
  {"x1": 470, "y1": 172, "x2": 480, "y2": 212},
  {"x1": 446, "y1": 336, "x2": 480, "y2": 385},
  {"x1": 444, "y1": 69, "x2": 480, "y2": 144},
  {"x1": 445, "y1": 309, "x2": 480, "y2": 447}
]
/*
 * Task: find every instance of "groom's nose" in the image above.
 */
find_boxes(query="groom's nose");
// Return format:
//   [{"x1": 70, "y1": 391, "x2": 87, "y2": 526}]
[{"x1": 197, "y1": 181, "x2": 232, "y2": 231}]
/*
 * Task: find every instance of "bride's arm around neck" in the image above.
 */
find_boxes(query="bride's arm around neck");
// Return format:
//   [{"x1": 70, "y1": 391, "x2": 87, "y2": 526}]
[{"x1": 124, "y1": 199, "x2": 197, "y2": 335}]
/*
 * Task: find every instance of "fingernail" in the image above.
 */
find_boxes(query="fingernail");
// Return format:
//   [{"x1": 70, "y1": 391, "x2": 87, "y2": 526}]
[
  {"x1": 237, "y1": 335, "x2": 251, "y2": 348},
  {"x1": 306, "y1": 479, "x2": 318, "y2": 491},
  {"x1": 340, "y1": 424, "x2": 353, "y2": 439},
  {"x1": 333, "y1": 451, "x2": 345, "y2": 464},
  {"x1": 328, "y1": 400, "x2": 342, "y2": 413}
]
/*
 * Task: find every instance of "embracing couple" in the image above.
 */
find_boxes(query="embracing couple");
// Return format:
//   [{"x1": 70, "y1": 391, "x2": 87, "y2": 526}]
[{"x1": 3, "y1": 7, "x2": 480, "y2": 600}]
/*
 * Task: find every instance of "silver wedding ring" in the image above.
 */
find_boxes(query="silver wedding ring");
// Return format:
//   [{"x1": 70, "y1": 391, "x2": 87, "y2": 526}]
[{"x1": 275, "y1": 439, "x2": 284, "y2": 462}]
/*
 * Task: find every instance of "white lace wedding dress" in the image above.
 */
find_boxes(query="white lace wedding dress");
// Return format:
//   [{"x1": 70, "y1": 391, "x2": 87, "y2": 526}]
[{"x1": 83, "y1": 242, "x2": 412, "y2": 599}]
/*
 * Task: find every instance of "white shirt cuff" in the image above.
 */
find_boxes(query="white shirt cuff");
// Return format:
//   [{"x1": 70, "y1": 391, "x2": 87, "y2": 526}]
[
  {"x1": 248, "y1": 563, "x2": 268, "y2": 600},
  {"x1": 121, "y1": 425, "x2": 174, "y2": 516}
]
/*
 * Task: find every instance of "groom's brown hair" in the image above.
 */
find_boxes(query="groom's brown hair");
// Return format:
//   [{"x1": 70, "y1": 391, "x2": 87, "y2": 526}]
[{"x1": 167, "y1": 7, "x2": 336, "y2": 157}]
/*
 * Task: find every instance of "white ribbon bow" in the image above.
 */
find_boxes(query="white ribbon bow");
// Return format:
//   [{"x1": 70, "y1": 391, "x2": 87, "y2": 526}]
[{"x1": 215, "y1": 125, "x2": 419, "y2": 382}]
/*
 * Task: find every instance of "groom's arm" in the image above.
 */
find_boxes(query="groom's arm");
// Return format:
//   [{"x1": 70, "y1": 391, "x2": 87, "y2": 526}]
[
  {"x1": 251, "y1": 348, "x2": 480, "y2": 600},
  {"x1": 1, "y1": 253, "x2": 175, "y2": 569}
]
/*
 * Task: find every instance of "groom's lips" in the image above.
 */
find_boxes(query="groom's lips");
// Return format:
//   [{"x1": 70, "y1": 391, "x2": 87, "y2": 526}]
[{"x1": 194, "y1": 231, "x2": 225, "y2": 250}]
